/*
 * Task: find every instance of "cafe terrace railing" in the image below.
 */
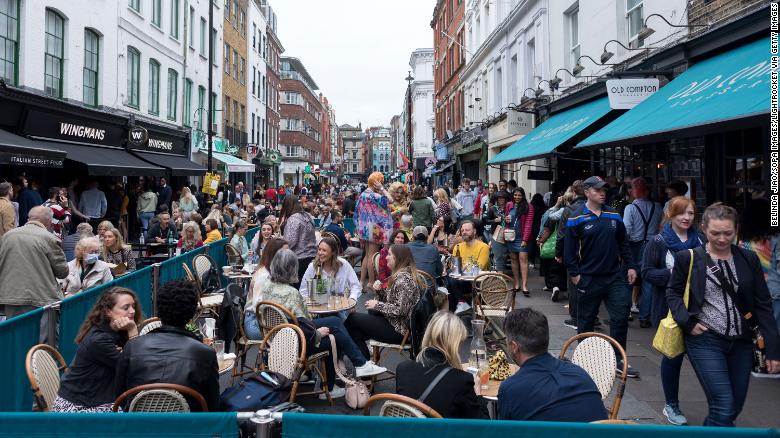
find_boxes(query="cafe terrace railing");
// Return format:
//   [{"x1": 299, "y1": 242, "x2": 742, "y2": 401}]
[{"x1": 0, "y1": 226, "x2": 259, "y2": 412}]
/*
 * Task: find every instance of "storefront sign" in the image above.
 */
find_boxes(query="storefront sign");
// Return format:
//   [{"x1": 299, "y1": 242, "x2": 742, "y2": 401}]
[
  {"x1": 461, "y1": 126, "x2": 485, "y2": 146},
  {"x1": 606, "y1": 78, "x2": 659, "y2": 109},
  {"x1": 488, "y1": 110, "x2": 534, "y2": 145},
  {"x1": 127, "y1": 126, "x2": 149, "y2": 148},
  {"x1": 22, "y1": 109, "x2": 124, "y2": 146},
  {"x1": 0, "y1": 151, "x2": 64, "y2": 168}
]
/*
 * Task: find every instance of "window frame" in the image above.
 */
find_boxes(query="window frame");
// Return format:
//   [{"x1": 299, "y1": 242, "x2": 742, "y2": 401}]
[
  {"x1": 151, "y1": 0, "x2": 161, "y2": 27},
  {"x1": 167, "y1": 68, "x2": 178, "y2": 121},
  {"x1": 128, "y1": 0, "x2": 141, "y2": 13},
  {"x1": 148, "y1": 59, "x2": 160, "y2": 115},
  {"x1": 170, "y1": 0, "x2": 180, "y2": 40},
  {"x1": 626, "y1": 0, "x2": 644, "y2": 44},
  {"x1": 197, "y1": 85, "x2": 206, "y2": 129},
  {"x1": 183, "y1": 78, "x2": 193, "y2": 127},
  {"x1": 0, "y1": 0, "x2": 20, "y2": 85},
  {"x1": 199, "y1": 17, "x2": 207, "y2": 56},
  {"x1": 44, "y1": 9, "x2": 65, "y2": 98},
  {"x1": 126, "y1": 46, "x2": 141, "y2": 109},
  {"x1": 83, "y1": 29, "x2": 99, "y2": 107}
]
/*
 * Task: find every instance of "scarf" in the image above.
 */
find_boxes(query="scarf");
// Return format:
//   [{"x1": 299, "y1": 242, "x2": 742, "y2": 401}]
[{"x1": 661, "y1": 222, "x2": 701, "y2": 252}]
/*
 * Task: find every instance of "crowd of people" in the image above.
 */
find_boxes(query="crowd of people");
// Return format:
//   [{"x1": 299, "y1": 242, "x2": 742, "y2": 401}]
[{"x1": 0, "y1": 170, "x2": 778, "y2": 427}]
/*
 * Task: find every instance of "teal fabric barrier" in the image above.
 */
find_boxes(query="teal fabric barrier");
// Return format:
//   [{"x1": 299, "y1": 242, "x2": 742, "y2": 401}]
[
  {"x1": 208, "y1": 238, "x2": 229, "y2": 271},
  {"x1": 0, "y1": 308, "x2": 44, "y2": 412},
  {"x1": 0, "y1": 412, "x2": 238, "y2": 437},
  {"x1": 58, "y1": 282, "x2": 114, "y2": 364},
  {"x1": 158, "y1": 247, "x2": 209, "y2": 286},
  {"x1": 343, "y1": 218, "x2": 356, "y2": 235},
  {"x1": 281, "y1": 414, "x2": 780, "y2": 438},
  {"x1": 112, "y1": 266, "x2": 154, "y2": 317}
]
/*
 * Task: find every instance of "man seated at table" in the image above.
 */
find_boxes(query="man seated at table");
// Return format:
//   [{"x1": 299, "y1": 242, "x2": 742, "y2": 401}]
[
  {"x1": 114, "y1": 279, "x2": 219, "y2": 412},
  {"x1": 407, "y1": 226, "x2": 442, "y2": 281},
  {"x1": 146, "y1": 212, "x2": 176, "y2": 244},
  {"x1": 498, "y1": 308, "x2": 607, "y2": 422},
  {"x1": 446, "y1": 220, "x2": 490, "y2": 313},
  {"x1": 323, "y1": 210, "x2": 362, "y2": 263}
]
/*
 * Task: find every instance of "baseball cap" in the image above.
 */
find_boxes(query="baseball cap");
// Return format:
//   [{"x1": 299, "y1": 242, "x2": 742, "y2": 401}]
[
  {"x1": 582, "y1": 176, "x2": 607, "y2": 190},
  {"x1": 413, "y1": 225, "x2": 429, "y2": 239}
]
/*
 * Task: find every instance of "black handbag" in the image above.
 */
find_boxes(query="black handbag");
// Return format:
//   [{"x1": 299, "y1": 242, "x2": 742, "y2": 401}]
[{"x1": 219, "y1": 371, "x2": 291, "y2": 412}]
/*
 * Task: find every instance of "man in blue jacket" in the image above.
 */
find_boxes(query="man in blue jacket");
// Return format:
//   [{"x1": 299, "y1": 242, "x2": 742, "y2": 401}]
[
  {"x1": 564, "y1": 176, "x2": 638, "y2": 378},
  {"x1": 407, "y1": 226, "x2": 442, "y2": 280}
]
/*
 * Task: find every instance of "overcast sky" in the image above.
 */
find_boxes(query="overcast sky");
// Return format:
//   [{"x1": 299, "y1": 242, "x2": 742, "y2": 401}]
[{"x1": 271, "y1": 0, "x2": 436, "y2": 128}]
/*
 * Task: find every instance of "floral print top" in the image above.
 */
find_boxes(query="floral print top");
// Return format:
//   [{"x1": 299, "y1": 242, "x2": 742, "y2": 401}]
[{"x1": 355, "y1": 190, "x2": 392, "y2": 245}]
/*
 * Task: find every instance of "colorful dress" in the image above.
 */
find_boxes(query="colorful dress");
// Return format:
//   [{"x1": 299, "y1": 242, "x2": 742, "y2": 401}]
[{"x1": 355, "y1": 190, "x2": 392, "y2": 245}]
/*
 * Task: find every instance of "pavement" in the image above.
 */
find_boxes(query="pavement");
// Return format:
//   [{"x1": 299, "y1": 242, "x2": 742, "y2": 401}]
[{"x1": 221, "y1": 266, "x2": 780, "y2": 428}]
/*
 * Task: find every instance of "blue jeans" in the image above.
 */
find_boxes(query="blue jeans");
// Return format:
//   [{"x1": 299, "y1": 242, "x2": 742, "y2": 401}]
[
  {"x1": 773, "y1": 298, "x2": 780, "y2": 333},
  {"x1": 685, "y1": 331, "x2": 753, "y2": 427},
  {"x1": 576, "y1": 271, "x2": 632, "y2": 349},
  {"x1": 244, "y1": 312, "x2": 262, "y2": 341},
  {"x1": 314, "y1": 316, "x2": 368, "y2": 367},
  {"x1": 139, "y1": 211, "x2": 155, "y2": 234},
  {"x1": 660, "y1": 354, "x2": 685, "y2": 405},
  {"x1": 491, "y1": 238, "x2": 508, "y2": 273}
]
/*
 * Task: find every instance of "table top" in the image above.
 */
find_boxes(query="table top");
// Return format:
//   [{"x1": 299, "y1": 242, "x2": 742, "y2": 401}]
[
  {"x1": 461, "y1": 362, "x2": 520, "y2": 399},
  {"x1": 449, "y1": 271, "x2": 499, "y2": 282},
  {"x1": 308, "y1": 297, "x2": 356, "y2": 314},
  {"x1": 222, "y1": 270, "x2": 254, "y2": 279},
  {"x1": 130, "y1": 241, "x2": 176, "y2": 248},
  {"x1": 218, "y1": 357, "x2": 235, "y2": 375}
]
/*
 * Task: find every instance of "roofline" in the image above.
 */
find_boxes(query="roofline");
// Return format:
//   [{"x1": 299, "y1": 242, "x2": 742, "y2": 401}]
[{"x1": 280, "y1": 56, "x2": 319, "y2": 90}]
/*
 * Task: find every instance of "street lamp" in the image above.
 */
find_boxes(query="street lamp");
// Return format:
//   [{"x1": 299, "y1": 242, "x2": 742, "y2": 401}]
[
  {"x1": 601, "y1": 39, "x2": 657, "y2": 64},
  {"x1": 638, "y1": 13, "x2": 709, "y2": 41},
  {"x1": 535, "y1": 80, "x2": 552, "y2": 97},
  {"x1": 572, "y1": 54, "x2": 620, "y2": 76},
  {"x1": 520, "y1": 87, "x2": 536, "y2": 104}
]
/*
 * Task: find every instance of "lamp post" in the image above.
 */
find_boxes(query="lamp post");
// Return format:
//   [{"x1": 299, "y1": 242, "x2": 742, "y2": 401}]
[
  {"x1": 207, "y1": 0, "x2": 214, "y2": 173},
  {"x1": 405, "y1": 70, "x2": 414, "y2": 176}
]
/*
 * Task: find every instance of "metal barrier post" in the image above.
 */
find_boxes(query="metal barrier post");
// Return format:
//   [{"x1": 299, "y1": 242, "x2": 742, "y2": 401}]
[
  {"x1": 152, "y1": 263, "x2": 161, "y2": 316},
  {"x1": 42, "y1": 303, "x2": 60, "y2": 347}
]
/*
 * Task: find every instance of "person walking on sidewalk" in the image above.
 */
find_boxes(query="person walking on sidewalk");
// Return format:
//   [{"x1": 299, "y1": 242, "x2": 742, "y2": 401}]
[
  {"x1": 641, "y1": 196, "x2": 703, "y2": 425},
  {"x1": 564, "y1": 176, "x2": 639, "y2": 378},
  {"x1": 555, "y1": 180, "x2": 586, "y2": 329},
  {"x1": 624, "y1": 177, "x2": 663, "y2": 327}
]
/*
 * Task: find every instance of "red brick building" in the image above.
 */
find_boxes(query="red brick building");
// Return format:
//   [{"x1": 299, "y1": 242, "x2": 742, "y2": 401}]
[
  {"x1": 319, "y1": 94, "x2": 332, "y2": 169},
  {"x1": 279, "y1": 56, "x2": 323, "y2": 185},
  {"x1": 432, "y1": 0, "x2": 465, "y2": 143},
  {"x1": 265, "y1": 18, "x2": 283, "y2": 186}
]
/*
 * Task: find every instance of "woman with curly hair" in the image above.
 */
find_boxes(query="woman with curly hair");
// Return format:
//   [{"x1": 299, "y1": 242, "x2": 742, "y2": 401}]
[
  {"x1": 177, "y1": 221, "x2": 204, "y2": 253},
  {"x1": 52, "y1": 287, "x2": 142, "y2": 412}
]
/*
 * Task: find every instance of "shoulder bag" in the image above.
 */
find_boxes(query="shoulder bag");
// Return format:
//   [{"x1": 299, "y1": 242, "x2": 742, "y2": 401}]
[
  {"x1": 219, "y1": 370, "x2": 291, "y2": 411},
  {"x1": 329, "y1": 334, "x2": 370, "y2": 409},
  {"x1": 539, "y1": 225, "x2": 558, "y2": 259},
  {"x1": 503, "y1": 212, "x2": 517, "y2": 242},
  {"x1": 652, "y1": 248, "x2": 694, "y2": 359}
]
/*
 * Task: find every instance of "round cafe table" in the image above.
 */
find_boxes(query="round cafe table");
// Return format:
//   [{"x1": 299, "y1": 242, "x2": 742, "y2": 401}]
[
  {"x1": 222, "y1": 269, "x2": 254, "y2": 289},
  {"x1": 307, "y1": 297, "x2": 357, "y2": 316},
  {"x1": 218, "y1": 356, "x2": 236, "y2": 375},
  {"x1": 461, "y1": 361, "x2": 520, "y2": 419}
]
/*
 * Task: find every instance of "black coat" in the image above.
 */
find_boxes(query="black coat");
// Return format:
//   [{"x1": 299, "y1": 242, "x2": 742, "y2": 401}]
[
  {"x1": 58, "y1": 324, "x2": 126, "y2": 407},
  {"x1": 396, "y1": 349, "x2": 487, "y2": 419},
  {"x1": 114, "y1": 325, "x2": 220, "y2": 411},
  {"x1": 667, "y1": 246, "x2": 780, "y2": 360}
]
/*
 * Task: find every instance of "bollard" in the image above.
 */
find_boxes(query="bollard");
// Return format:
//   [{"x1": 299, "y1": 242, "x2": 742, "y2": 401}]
[{"x1": 251, "y1": 410, "x2": 276, "y2": 438}]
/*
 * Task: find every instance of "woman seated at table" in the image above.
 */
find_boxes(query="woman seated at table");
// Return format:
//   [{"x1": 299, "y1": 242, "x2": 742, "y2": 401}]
[
  {"x1": 396, "y1": 311, "x2": 488, "y2": 419},
  {"x1": 97, "y1": 220, "x2": 115, "y2": 239},
  {"x1": 244, "y1": 203, "x2": 258, "y2": 224},
  {"x1": 346, "y1": 244, "x2": 422, "y2": 360},
  {"x1": 244, "y1": 238, "x2": 289, "y2": 340},
  {"x1": 177, "y1": 221, "x2": 204, "y2": 253},
  {"x1": 229, "y1": 220, "x2": 250, "y2": 262},
  {"x1": 52, "y1": 287, "x2": 142, "y2": 412},
  {"x1": 203, "y1": 218, "x2": 223, "y2": 244},
  {"x1": 376, "y1": 229, "x2": 409, "y2": 291},
  {"x1": 299, "y1": 236, "x2": 362, "y2": 304},
  {"x1": 262, "y1": 249, "x2": 387, "y2": 399},
  {"x1": 60, "y1": 237, "x2": 114, "y2": 297},
  {"x1": 250, "y1": 222, "x2": 274, "y2": 263},
  {"x1": 101, "y1": 227, "x2": 136, "y2": 272},
  {"x1": 427, "y1": 215, "x2": 457, "y2": 254}
]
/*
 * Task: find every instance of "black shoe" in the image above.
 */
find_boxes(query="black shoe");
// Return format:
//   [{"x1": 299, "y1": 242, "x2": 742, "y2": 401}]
[
  {"x1": 551, "y1": 287, "x2": 560, "y2": 302},
  {"x1": 616, "y1": 361, "x2": 640, "y2": 379},
  {"x1": 563, "y1": 319, "x2": 578, "y2": 330},
  {"x1": 522, "y1": 289, "x2": 530, "y2": 297},
  {"x1": 639, "y1": 319, "x2": 652, "y2": 328}
]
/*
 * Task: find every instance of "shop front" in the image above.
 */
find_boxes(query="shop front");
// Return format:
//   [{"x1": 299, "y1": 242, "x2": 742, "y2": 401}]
[
  {"x1": 577, "y1": 37, "x2": 770, "y2": 213},
  {"x1": 486, "y1": 109, "x2": 534, "y2": 185},
  {"x1": 254, "y1": 149, "x2": 281, "y2": 188},
  {"x1": 191, "y1": 130, "x2": 255, "y2": 189},
  {"x1": 456, "y1": 126, "x2": 486, "y2": 185},
  {"x1": 433, "y1": 136, "x2": 457, "y2": 187}
]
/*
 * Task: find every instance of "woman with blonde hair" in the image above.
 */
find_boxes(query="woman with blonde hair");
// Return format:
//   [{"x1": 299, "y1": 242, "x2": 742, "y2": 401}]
[
  {"x1": 205, "y1": 204, "x2": 225, "y2": 232},
  {"x1": 388, "y1": 181, "x2": 409, "y2": 226},
  {"x1": 97, "y1": 220, "x2": 114, "y2": 242},
  {"x1": 178, "y1": 186, "x2": 199, "y2": 220},
  {"x1": 177, "y1": 221, "x2": 204, "y2": 253},
  {"x1": 396, "y1": 311, "x2": 487, "y2": 418},
  {"x1": 60, "y1": 236, "x2": 113, "y2": 296},
  {"x1": 101, "y1": 227, "x2": 136, "y2": 272},
  {"x1": 434, "y1": 188, "x2": 451, "y2": 221}
]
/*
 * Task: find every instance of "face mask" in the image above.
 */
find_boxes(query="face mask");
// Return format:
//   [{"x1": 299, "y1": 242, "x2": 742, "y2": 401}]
[{"x1": 85, "y1": 253, "x2": 99, "y2": 265}]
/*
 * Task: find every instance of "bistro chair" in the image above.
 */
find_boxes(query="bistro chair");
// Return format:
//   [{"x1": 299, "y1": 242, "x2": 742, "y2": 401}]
[
  {"x1": 25, "y1": 344, "x2": 67, "y2": 412},
  {"x1": 559, "y1": 332, "x2": 628, "y2": 420},
  {"x1": 473, "y1": 272, "x2": 515, "y2": 338},
  {"x1": 257, "y1": 324, "x2": 310, "y2": 403},
  {"x1": 112, "y1": 383, "x2": 208, "y2": 412},
  {"x1": 192, "y1": 254, "x2": 223, "y2": 291},
  {"x1": 137, "y1": 317, "x2": 162, "y2": 336},
  {"x1": 225, "y1": 243, "x2": 243, "y2": 266},
  {"x1": 363, "y1": 393, "x2": 443, "y2": 418},
  {"x1": 183, "y1": 263, "x2": 222, "y2": 319}
]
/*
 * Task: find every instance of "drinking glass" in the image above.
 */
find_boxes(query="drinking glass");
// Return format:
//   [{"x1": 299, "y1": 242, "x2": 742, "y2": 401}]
[{"x1": 213, "y1": 340, "x2": 225, "y2": 361}]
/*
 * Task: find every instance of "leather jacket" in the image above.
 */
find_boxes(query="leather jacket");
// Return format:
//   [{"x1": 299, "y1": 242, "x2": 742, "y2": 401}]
[{"x1": 114, "y1": 325, "x2": 220, "y2": 411}]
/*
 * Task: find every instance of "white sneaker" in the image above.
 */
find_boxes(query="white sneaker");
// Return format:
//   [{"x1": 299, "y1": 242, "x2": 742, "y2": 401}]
[
  {"x1": 455, "y1": 301, "x2": 471, "y2": 314},
  {"x1": 319, "y1": 385, "x2": 345, "y2": 400},
  {"x1": 630, "y1": 304, "x2": 640, "y2": 314},
  {"x1": 355, "y1": 360, "x2": 387, "y2": 377}
]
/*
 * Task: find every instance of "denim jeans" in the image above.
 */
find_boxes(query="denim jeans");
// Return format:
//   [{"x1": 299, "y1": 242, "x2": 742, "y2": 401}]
[
  {"x1": 314, "y1": 316, "x2": 368, "y2": 367},
  {"x1": 685, "y1": 331, "x2": 753, "y2": 427},
  {"x1": 630, "y1": 240, "x2": 652, "y2": 321},
  {"x1": 773, "y1": 299, "x2": 780, "y2": 333},
  {"x1": 139, "y1": 211, "x2": 155, "y2": 234},
  {"x1": 660, "y1": 354, "x2": 685, "y2": 405},
  {"x1": 491, "y1": 238, "x2": 508, "y2": 273},
  {"x1": 576, "y1": 271, "x2": 631, "y2": 348},
  {"x1": 244, "y1": 311, "x2": 262, "y2": 341}
]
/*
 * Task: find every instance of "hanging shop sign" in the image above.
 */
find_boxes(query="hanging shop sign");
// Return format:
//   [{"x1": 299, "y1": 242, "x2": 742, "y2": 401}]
[
  {"x1": 202, "y1": 172, "x2": 221, "y2": 196},
  {"x1": 22, "y1": 108, "x2": 124, "y2": 146},
  {"x1": 127, "y1": 126, "x2": 149, "y2": 148},
  {"x1": 606, "y1": 78, "x2": 660, "y2": 109},
  {"x1": 488, "y1": 110, "x2": 534, "y2": 145}
]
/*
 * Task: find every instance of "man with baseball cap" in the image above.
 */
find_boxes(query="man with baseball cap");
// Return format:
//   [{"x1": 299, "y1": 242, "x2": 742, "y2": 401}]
[
  {"x1": 407, "y1": 225, "x2": 442, "y2": 280},
  {"x1": 564, "y1": 176, "x2": 639, "y2": 378}
]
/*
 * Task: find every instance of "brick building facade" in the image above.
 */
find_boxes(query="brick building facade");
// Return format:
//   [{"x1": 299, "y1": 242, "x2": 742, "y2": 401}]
[
  {"x1": 265, "y1": 8, "x2": 283, "y2": 186},
  {"x1": 222, "y1": 0, "x2": 248, "y2": 158},
  {"x1": 432, "y1": 0, "x2": 465, "y2": 143}
]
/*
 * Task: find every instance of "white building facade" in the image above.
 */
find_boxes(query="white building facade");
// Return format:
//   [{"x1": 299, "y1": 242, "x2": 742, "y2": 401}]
[
  {"x1": 408, "y1": 48, "x2": 435, "y2": 160},
  {"x1": 247, "y1": 0, "x2": 267, "y2": 160}
]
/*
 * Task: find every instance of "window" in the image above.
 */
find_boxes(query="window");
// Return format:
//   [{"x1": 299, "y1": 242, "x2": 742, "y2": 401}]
[
  {"x1": 183, "y1": 78, "x2": 192, "y2": 126},
  {"x1": 224, "y1": 43, "x2": 229, "y2": 74},
  {"x1": 252, "y1": 23, "x2": 256, "y2": 49},
  {"x1": 568, "y1": 7, "x2": 580, "y2": 70},
  {"x1": 148, "y1": 60, "x2": 160, "y2": 114},
  {"x1": 211, "y1": 92, "x2": 217, "y2": 124},
  {"x1": 627, "y1": 0, "x2": 643, "y2": 44},
  {"x1": 170, "y1": 0, "x2": 180, "y2": 39},
  {"x1": 151, "y1": 0, "x2": 161, "y2": 26},
  {"x1": 232, "y1": 0, "x2": 237, "y2": 26},
  {"x1": 189, "y1": 7, "x2": 195, "y2": 47},
  {"x1": 167, "y1": 69, "x2": 178, "y2": 120},
  {"x1": 285, "y1": 145, "x2": 300, "y2": 157},
  {"x1": 232, "y1": 49, "x2": 238, "y2": 79},
  {"x1": 197, "y1": 85, "x2": 205, "y2": 129},
  {"x1": 199, "y1": 18, "x2": 207, "y2": 56},
  {"x1": 239, "y1": 57, "x2": 245, "y2": 85},
  {"x1": 211, "y1": 28, "x2": 217, "y2": 66},
  {"x1": 44, "y1": 9, "x2": 64, "y2": 98},
  {"x1": 223, "y1": 96, "x2": 230, "y2": 127},
  {"x1": 240, "y1": 105, "x2": 245, "y2": 130},
  {"x1": 239, "y1": 10, "x2": 245, "y2": 36},
  {"x1": 251, "y1": 66, "x2": 256, "y2": 95},
  {"x1": 251, "y1": 112, "x2": 255, "y2": 141},
  {"x1": 0, "y1": 0, "x2": 19, "y2": 85},
  {"x1": 126, "y1": 47, "x2": 140, "y2": 108},
  {"x1": 352, "y1": 163, "x2": 357, "y2": 173},
  {"x1": 129, "y1": 0, "x2": 140, "y2": 12},
  {"x1": 83, "y1": 30, "x2": 99, "y2": 107},
  {"x1": 232, "y1": 100, "x2": 238, "y2": 126}
]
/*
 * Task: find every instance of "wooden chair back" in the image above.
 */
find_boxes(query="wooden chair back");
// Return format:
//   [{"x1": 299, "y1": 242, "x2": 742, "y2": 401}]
[
  {"x1": 258, "y1": 323, "x2": 307, "y2": 402},
  {"x1": 473, "y1": 272, "x2": 515, "y2": 310},
  {"x1": 559, "y1": 332, "x2": 628, "y2": 419},
  {"x1": 363, "y1": 394, "x2": 443, "y2": 418},
  {"x1": 255, "y1": 301, "x2": 298, "y2": 339},
  {"x1": 372, "y1": 252, "x2": 381, "y2": 279},
  {"x1": 112, "y1": 383, "x2": 208, "y2": 412},
  {"x1": 138, "y1": 317, "x2": 162, "y2": 336},
  {"x1": 25, "y1": 344, "x2": 67, "y2": 412}
]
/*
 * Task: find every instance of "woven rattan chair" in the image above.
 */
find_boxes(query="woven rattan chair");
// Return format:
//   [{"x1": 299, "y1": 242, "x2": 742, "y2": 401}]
[
  {"x1": 138, "y1": 317, "x2": 162, "y2": 336},
  {"x1": 225, "y1": 243, "x2": 243, "y2": 266},
  {"x1": 229, "y1": 301, "x2": 294, "y2": 383},
  {"x1": 25, "y1": 344, "x2": 67, "y2": 412},
  {"x1": 257, "y1": 324, "x2": 308, "y2": 403},
  {"x1": 253, "y1": 302, "x2": 332, "y2": 404},
  {"x1": 372, "y1": 252, "x2": 381, "y2": 280},
  {"x1": 112, "y1": 383, "x2": 208, "y2": 412},
  {"x1": 473, "y1": 272, "x2": 515, "y2": 337},
  {"x1": 192, "y1": 254, "x2": 222, "y2": 290},
  {"x1": 559, "y1": 332, "x2": 628, "y2": 419},
  {"x1": 363, "y1": 394, "x2": 443, "y2": 418},
  {"x1": 184, "y1": 262, "x2": 222, "y2": 318}
]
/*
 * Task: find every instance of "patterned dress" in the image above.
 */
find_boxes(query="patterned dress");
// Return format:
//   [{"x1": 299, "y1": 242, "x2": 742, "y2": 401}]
[{"x1": 355, "y1": 190, "x2": 392, "y2": 245}]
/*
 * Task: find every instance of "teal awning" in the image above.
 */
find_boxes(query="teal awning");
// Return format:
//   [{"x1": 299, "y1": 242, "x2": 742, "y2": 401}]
[
  {"x1": 488, "y1": 97, "x2": 612, "y2": 165},
  {"x1": 579, "y1": 38, "x2": 770, "y2": 148},
  {"x1": 212, "y1": 152, "x2": 255, "y2": 173}
]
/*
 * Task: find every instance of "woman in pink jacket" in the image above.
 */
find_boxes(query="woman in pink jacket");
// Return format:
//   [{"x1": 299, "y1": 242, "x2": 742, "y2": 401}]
[{"x1": 506, "y1": 188, "x2": 534, "y2": 296}]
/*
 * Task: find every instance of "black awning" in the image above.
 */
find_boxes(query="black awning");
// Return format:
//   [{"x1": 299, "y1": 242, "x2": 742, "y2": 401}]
[
  {"x1": 36, "y1": 140, "x2": 165, "y2": 176},
  {"x1": 134, "y1": 151, "x2": 205, "y2": 176},
  {"x1": 0, "y1": 129, "x2": 66, "y2": 167}
]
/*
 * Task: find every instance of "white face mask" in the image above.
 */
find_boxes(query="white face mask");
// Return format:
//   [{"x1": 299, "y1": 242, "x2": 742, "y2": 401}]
[{"x1": 85, "y1": 253, "x2": 99, "y2": 265}]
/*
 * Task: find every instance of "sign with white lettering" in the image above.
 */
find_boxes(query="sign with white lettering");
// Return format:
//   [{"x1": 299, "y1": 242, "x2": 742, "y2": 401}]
[
  {"x1": 127, "y1": 126, "x2": 148, "y2": 148},
  {"x1": 0, "y1": 151, "x2": 64, "y2": 168},
  {"x1": 606, "y1": 78, "x2": 660, "y2": 109},
  {"x1": 22, "y1": 109, "x2": 124, "y2": 146}
]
